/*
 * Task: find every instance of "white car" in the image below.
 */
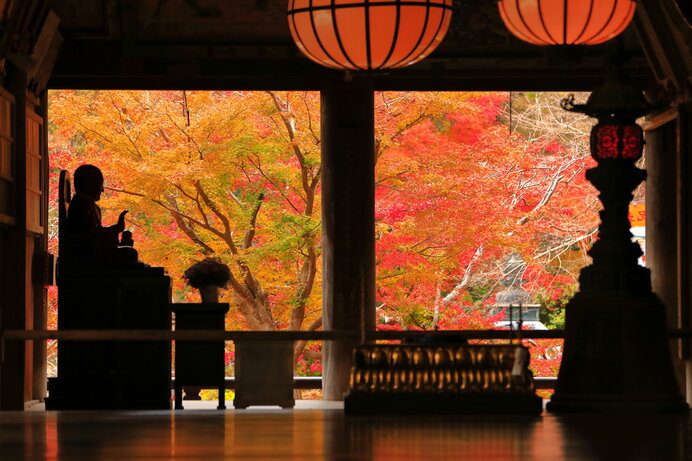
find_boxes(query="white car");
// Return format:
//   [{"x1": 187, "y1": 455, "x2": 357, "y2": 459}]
[{"x1": 495, "y1": 320, "x2": 548, "y2": 331}]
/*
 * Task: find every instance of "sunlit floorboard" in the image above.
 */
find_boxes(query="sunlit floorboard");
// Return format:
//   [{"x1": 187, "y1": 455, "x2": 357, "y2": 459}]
[{"x1": 1, "y1": 401, "x2": 690, "y2": 460}]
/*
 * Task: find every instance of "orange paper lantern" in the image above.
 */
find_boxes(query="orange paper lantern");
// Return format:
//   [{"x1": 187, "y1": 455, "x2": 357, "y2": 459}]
[
  {"x1": 287, "y1": 0, "x2": 453, "y2": 70},
  {"x1": 498, "y1": 0, "x2": 637, "y2": 45}
]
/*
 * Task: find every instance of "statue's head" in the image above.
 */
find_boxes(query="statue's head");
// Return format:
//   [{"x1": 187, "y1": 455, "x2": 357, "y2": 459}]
[{"x1": 74, "y1": 164, "x2": 104, "y2": 201}]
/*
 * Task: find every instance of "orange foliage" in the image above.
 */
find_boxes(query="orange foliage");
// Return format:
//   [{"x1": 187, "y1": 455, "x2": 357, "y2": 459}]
[{"x1": 49, "y1": 90, "x2": 596, "y2": 378}]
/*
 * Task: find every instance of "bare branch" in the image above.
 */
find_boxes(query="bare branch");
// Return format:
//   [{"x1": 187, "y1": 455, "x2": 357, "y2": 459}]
[
  {"x1": 106, "y1": 91, "x2": 144, "y2": 159},
  {"x1": 431, "y1": 245, "x2": 485, "y2": 329},
  {"x1": 288, "y1": 246, "x2": 317, "y2": 331},
  {"x1": 104, "y1": 186, "x2": 145, "y2": 197},
  {"x1": 266, "y1": 91, "x2": 313, "y2": 199},
  {"x1": 293, "y1": 316, "x2": 323, "y2": 361},
  {"x1": 246, "y1": 154, "x2": 303, "y2": 214},
  {"x1": 194, "y1": 180, "x2": 234, "y2": 244},
  {"x1": 164, "y1": 195, "x2": 215, "y2": 254},
  {"x1": 243, "y1": 193, "x2": 265, "y2": 249}
]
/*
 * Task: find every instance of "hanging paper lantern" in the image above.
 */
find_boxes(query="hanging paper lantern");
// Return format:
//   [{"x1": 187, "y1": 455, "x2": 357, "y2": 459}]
[
  {"x1": 287, "y1": 0, "x2": 453, "y2": 70},
  {"x1": 498, "y1": 0, "x2": 637, "y2": 45}
]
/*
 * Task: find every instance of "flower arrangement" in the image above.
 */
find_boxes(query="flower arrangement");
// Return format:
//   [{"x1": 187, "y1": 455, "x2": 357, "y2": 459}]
[{"x1": 182, "y1": 257, "x2": 231, "y2": 289}]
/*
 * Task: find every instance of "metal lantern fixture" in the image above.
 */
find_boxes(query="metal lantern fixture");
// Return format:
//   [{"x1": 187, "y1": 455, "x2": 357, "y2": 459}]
[
  {"x1": 287, "y1": 0, "x2": 453, "y2": 70},
  {"x1": 546, "y1": 63, "x2": 687, "y2": 413},
  {"x1": 560, "y1": 65, "x2": 652, "y2": 162},
  {"x1": 590, "y1": 120, "x2": 643, "y2": 161},
  {"x1": 498, "y1": 0, "x2": 637, "y2": 45}
]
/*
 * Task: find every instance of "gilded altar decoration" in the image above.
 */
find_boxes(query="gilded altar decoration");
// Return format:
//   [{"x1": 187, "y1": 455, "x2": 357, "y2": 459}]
[{"x1": 345, "y1": 344, "x2": 542, "y2": 414}]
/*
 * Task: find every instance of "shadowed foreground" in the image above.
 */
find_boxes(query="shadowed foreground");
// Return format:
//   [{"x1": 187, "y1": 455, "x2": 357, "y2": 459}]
[{"x1": 0, "y1": 402, "x2": 689, "y2": 460}]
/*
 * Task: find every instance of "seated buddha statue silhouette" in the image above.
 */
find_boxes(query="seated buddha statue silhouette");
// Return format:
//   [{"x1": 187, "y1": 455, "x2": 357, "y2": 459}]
[{"x1": 64, "y1": 164, "x2": 133, "y2": 269}]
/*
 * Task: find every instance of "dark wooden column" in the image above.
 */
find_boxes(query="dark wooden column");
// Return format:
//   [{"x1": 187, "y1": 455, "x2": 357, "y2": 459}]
[
  {"x1": 0, "y1": 63, "x2": 28, "y2": 410},
  {"x1": 678, "y1": 102, "x2": 692, "y2": 401},
  {"x1": 32, "y1": 92, "x2": 49, "y2": 402},
  {"x1": 321, "y1": 81, "x2": 375, "y2": 400},
  {"x1": 645, "y1": 116, "x2": 684, "y2": 390}
]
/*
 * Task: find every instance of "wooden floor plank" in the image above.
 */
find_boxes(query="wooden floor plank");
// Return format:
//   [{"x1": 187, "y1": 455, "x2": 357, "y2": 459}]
[{"x1": 0, "y1": 403, "x2": 689, "y2": 460}]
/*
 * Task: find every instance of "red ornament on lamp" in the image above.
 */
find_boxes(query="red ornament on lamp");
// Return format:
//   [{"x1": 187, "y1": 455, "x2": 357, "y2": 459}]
[
  {"x1": 591, "y1": 119, "x2": 644, "y2": 161},
  {"x1": 498, "y1": 0, "x2": 637, "y2": 46},
  {"x1": 287, "y1": 0, "x2": 453, "y2": 70}
]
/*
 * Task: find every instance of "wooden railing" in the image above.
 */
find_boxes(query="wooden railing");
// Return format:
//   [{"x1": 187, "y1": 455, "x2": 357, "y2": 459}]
[
  {"x1": 1, "y1": 328, "x2": 567, "y2": 341},
  {"x1": 6, "y1": 328, "x2": 691, "y2": 341},
  {"x1": 172, "y1": 376, "x2": 560, "y2": 391},
  {"x1": 4, "y1": 328, "x2": 690, "y2": 393}
]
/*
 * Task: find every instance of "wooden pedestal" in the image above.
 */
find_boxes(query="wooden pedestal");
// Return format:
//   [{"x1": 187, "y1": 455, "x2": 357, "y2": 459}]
[
  {"x1": 46, "y1": 266, "x2": 171, "y2": 410},
  {"x1": 234, "y1": 341, "x2": 294, "y2": 409},
  {"x1": 172, "y1": 303, "x2": 229, "y2": 410}
]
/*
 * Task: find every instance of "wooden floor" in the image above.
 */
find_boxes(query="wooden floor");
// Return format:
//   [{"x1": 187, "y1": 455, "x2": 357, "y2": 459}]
[{"x1": 0, "y1": 402, "x2": 689, "y2": 460}]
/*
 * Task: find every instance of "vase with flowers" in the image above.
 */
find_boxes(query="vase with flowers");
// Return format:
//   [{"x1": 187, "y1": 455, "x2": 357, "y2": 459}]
[{"x1": 182, "y1": 257, "x2": 231, "y2": 303}]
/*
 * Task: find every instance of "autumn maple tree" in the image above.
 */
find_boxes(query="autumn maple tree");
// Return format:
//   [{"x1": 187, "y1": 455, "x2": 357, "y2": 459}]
[
  {"x1": 49, "y1": 90, "x2": 599, "y2": 381},
  {"x1": 49, "y1": 90, "x2": 323, "y2": 363},
  {"x1": 373, "y1": 91, "x2": 597, "y2": 332}
]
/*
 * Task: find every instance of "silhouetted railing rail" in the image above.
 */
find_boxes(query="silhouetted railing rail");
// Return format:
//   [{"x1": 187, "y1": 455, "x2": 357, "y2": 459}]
[
  {"x1": 1, "y1": 329, "x2": 358, "y2": 341},
  {"x1": 4, "y1": 328, "x2": 692, "y2": 341},
  {"x1": 175, "y1": 376, "x2": 323, "y2": 390},
  {"x1": 171, "y1": 376, "x2": 558, "y2": 390},
  {"x1": 4, "y1": 328, "x2": 690, "y2": 393}
]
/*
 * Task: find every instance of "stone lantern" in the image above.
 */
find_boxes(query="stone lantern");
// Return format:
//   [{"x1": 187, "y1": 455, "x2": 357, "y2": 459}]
[
  {"x1": 547, "y1": 63, "x2": 687, "y2": 412},
  {"x1": 491, "y1": 253, "x2": 543, "y2": 330}
]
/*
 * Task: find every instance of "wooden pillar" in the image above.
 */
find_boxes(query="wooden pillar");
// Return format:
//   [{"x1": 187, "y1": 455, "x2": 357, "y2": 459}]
[
  {"x1": 678, "y1": 102, "x2": 692, "y2": 403},
  {"x1": 32, "y1": 92, "x2": 49, "y2": 402},
  {"x1": 321, "y1": 82, "x2": 375, "y2": 400},
  {"x1": 634, "y1": 0, "x2": 692, "y2": 405},
  {"x1": 645, "y1": 115, "x2": 685, "y2": 394},
  {"x1": 0, "y1": 63, "x2": 27, "y2": 410}
]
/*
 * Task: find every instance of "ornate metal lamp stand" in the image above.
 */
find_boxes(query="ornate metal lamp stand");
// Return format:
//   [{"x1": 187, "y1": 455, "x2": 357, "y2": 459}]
[{"x1": 547, "y1": 68, "x2": 687, "y2": 412}]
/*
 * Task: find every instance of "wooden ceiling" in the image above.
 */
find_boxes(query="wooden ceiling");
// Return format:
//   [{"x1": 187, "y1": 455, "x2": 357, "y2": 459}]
[{"x1": 46, "y1": 0, "x2": 652, "y2": 91}]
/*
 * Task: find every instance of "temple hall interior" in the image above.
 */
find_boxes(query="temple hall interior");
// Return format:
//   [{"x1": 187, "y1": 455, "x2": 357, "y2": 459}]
[{"x1": 0, "y1": 1, "x2": 691, "y2": 459}]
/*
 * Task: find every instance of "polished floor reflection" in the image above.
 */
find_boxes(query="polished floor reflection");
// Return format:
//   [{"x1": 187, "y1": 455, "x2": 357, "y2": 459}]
[{"x1": 0, "y1": 403, "x2": 689, "y2": 460}]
